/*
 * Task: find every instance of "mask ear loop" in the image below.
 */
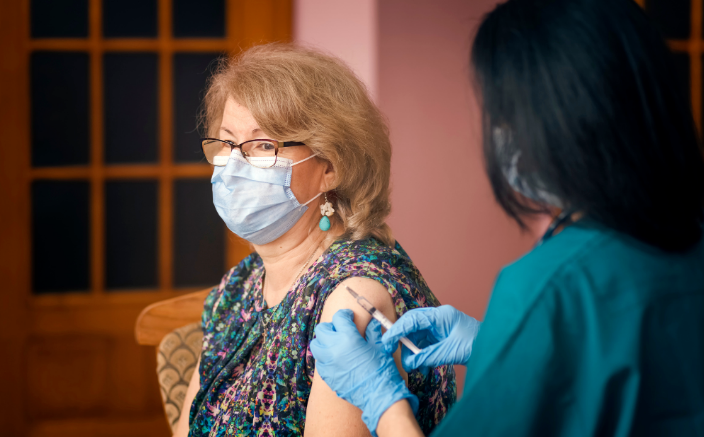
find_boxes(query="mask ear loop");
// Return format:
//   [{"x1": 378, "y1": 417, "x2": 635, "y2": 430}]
[
  {"x1": 301, "y1": 192, "x2": 322, "y2": 206},
  {"x1": 292, "y1": 154, "x2": 325, "y2": 222},
  {"x1": 290, "y1": 153, "x2": 318, "y2": 166},
  {"x1": 291, "y1": 153, "x2": 323, "y2": 208}
]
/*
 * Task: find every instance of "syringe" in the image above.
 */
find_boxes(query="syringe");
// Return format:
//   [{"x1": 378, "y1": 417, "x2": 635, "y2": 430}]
[
  {"x1": 344, "y1": 285, "x2": 422, "y2": 354},
  {"x1": 319, "y1": 264, "x2": 421, "y2": 354}
]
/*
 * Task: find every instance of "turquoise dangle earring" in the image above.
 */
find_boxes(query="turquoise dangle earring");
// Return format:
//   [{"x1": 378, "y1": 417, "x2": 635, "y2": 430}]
[{"x1": 319, "y1": 193, "x2": 334, "y2": 231}]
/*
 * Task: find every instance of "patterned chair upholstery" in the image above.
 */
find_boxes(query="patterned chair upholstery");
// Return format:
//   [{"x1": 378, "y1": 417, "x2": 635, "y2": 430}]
[
  {"x1": 157, "y1": 322, "x2": 203, "y2": 433},
  {"x1": 134, "y1": 288, "x2": 211, "y2": 431}
]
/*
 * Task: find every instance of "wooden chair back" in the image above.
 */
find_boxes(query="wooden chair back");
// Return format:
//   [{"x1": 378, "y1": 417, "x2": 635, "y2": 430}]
[
  {"x1": 134, "y1": 288, "x2": 211, "y2": 431},
  {"x1": 134, "y1": 288, "x2": 210, "y2": 346}
]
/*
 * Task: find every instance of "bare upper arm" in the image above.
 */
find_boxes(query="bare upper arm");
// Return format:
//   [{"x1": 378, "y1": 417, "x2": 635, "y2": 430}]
[
  {"x1": 305, "y1": 277, "x2": 407, "y2": 437},
  {"x1": 173, "y1": 356, "x2": 201, "y2": 437}
]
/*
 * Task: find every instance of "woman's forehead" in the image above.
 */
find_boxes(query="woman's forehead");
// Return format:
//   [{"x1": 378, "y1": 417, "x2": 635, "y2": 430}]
[
  {"x1": 219, "y1": 126, "x2": 264, "y2": 140},
  {"x1": 220, "y1": 98, "x2": 262, "y2": 139}
]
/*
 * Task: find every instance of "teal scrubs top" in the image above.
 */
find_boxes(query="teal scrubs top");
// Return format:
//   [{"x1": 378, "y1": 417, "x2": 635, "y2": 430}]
[{"x1": 433, "y1": 222, "x2": 704, "y2": 436}]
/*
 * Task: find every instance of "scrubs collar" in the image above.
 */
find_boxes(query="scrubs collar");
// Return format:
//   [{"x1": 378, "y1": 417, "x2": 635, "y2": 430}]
[{"x1": 539, "y1": 209, "x2": 577, "y2": 244}]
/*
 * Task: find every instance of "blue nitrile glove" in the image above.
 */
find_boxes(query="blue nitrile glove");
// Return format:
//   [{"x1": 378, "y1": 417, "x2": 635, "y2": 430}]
[
  {"x1": 382, "y1": 305, "x2": 481, "y2": 372},
  {"x1": 311, "y1": 309, "x2": 419, "y2": 436}
]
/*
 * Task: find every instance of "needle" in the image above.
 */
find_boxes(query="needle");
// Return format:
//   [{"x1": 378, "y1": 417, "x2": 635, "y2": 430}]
[{"x1": 319, "y1": 265, "x2": 421, "y2": 354}]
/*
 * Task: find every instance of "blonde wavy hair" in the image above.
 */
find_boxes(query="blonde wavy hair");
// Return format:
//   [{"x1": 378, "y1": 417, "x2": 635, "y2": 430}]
[{"x1": 201, "y1": 44, "x2": 394, "y2": 245}]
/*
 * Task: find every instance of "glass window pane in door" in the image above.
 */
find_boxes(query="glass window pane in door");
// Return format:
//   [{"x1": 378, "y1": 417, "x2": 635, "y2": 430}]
[
  {"x1": 104, "y1": 53, "x2": 159, "y2": 164},
  {"x1": 173, "y1": 0, "x2": 225, "y2": 38},
  {"x1": 672, "y1": 52, "x2": 690, "y2": 104},
  {"x1": 173, "y1": 53, "x2": 221, "y2": 162},
  {"x1": 645, "y1": 0, "x2": 690, "y2": 40},
  {"x1": 105, "y1": 181, "x2": 158, "y2": 290},
  {"x1": 32, "y1": 181, "x2": 90, "y2": 293},
  {"x1": 174, "y1": 179, "x2": 225, "y2": 287},
  {"x1": 31, "y1": 0, "x2": 88, "y2": 38},
  {"x1": 31, "y1": 52, "x2": 90, "y2": 167},
  {"x1": 103, "y1": 0, "x2": 157, "y2": 38}
]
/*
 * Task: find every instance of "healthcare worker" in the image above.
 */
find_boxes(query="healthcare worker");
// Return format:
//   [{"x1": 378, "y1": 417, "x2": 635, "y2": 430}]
[{"x1": 310, "y1": 0, "x2": 704, "y2": 435}]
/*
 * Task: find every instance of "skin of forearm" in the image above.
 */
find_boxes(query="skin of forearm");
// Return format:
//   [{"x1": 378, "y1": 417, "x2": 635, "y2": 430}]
[{"x1": 376, "y1": 400, "x2": 425, "y2": 437}]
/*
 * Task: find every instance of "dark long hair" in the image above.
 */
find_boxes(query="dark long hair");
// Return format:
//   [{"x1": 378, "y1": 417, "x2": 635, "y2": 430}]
[{"x1": 472, "y1": 0, "x2": 704, "y2": 251}]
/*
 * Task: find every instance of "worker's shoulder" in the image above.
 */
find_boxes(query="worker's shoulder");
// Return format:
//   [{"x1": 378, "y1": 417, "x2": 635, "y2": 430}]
[
  {"x1": 499, "y1": 222, "x2": 704, "y2": 310},
  {"x1": 496, "y1": 222, "x2": 607, "y2": 293}
]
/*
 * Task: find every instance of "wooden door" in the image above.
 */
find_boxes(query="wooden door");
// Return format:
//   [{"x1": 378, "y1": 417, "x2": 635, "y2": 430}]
[
  {"x1": 640, "y1": 0, "x2": 703, "y2": 133},
  {"x1": 0, "y1": 1, "x2": 291, "y2": 435}
]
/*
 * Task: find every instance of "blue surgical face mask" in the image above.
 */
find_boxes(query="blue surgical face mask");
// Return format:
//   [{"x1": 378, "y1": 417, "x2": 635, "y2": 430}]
[{"x1": 212, "y1": 149, "x2": 321, "y2": 245}]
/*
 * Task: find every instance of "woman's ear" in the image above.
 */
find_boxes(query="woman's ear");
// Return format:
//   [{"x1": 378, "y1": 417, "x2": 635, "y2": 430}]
[{"x1": 319, "y1": 160, "x2": 336, "y2": 192}]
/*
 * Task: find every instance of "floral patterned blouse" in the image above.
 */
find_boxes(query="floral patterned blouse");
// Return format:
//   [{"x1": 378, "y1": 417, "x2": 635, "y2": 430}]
[{"x1": 189, "y1": 238, "x2": 456, "y2": 437}]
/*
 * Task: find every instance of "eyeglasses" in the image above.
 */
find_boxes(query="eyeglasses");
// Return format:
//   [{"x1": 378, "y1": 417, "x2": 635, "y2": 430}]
[{"x1": 201, "y1": 138, "x2": 306, "y2": 168}]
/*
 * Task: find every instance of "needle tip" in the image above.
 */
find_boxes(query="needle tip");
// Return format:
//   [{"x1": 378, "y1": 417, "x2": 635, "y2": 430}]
[{"x1": 345, "y1": 285, "x2": 360, "y2": 299}]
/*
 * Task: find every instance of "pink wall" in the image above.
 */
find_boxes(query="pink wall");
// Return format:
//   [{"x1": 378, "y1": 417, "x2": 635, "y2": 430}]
[
  {"x1": 293, "y1": 0, "x2": 378, "y2": 98},
  {"x1": 379, "y1": 0, "x2": 545, "y2": 321}
]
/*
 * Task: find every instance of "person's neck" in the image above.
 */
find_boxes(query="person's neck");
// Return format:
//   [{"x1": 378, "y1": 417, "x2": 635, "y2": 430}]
[{"x1": 254, "y1": 217, "x2": 342, "y2": 307}]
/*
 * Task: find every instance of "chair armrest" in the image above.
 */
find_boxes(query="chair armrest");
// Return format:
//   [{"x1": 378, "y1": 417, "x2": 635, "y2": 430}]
[{"x1": 134, "y1": 288, "x2": 212, "y2": 346}]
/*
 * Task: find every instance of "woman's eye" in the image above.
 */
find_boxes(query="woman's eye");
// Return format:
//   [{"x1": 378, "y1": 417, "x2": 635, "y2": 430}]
[{"x1": 256, "y1": 141, "x2": 276, "y2": 151}]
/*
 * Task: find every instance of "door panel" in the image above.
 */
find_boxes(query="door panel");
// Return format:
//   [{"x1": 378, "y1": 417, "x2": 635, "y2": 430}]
[{"x1": 0, "y1": 0, "x2": 291, "y2": 435}]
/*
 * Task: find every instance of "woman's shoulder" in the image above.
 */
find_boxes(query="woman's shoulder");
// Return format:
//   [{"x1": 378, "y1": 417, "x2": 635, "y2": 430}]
[
  {"x1": 327, "y1": 237, "x2": 413, "y2": 268},
  {"x1": 496, "y1": 222, "x2": 704, "y2": 316},
  {"x1": 320, "y1": 237, "x2": 440, "y2": 309},
  {"x1": 325, "y1": 237, "x2": 417, "y2": 281},
  {"x1": 223, "y1": 251, "x2": 263, "y2": 288},
  {"x1": 496, "y1": 224, "x2": 606, "y2": 295},
  {"x1": 203, "y1": 251, "x2": 264, "y2": 323}
]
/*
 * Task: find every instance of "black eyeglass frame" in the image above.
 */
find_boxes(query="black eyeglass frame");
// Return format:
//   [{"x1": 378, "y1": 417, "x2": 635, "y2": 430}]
[{"x1": 201, "y1": 137, "x2": 307, "y2": 167}]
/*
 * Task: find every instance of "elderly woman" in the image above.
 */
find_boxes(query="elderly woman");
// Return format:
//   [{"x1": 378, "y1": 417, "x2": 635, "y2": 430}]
[{"x1": 173, "y1": 44, "x2": 455, "y2": 437}]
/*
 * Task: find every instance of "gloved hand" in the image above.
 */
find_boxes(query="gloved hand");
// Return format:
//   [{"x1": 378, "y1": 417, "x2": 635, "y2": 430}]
[
  {"x1": 382, "y1": 305, "x2": 481, "y2": 372},
  {"x1": 311, "y1": 309, "x2": 419, "y2": 436}
]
